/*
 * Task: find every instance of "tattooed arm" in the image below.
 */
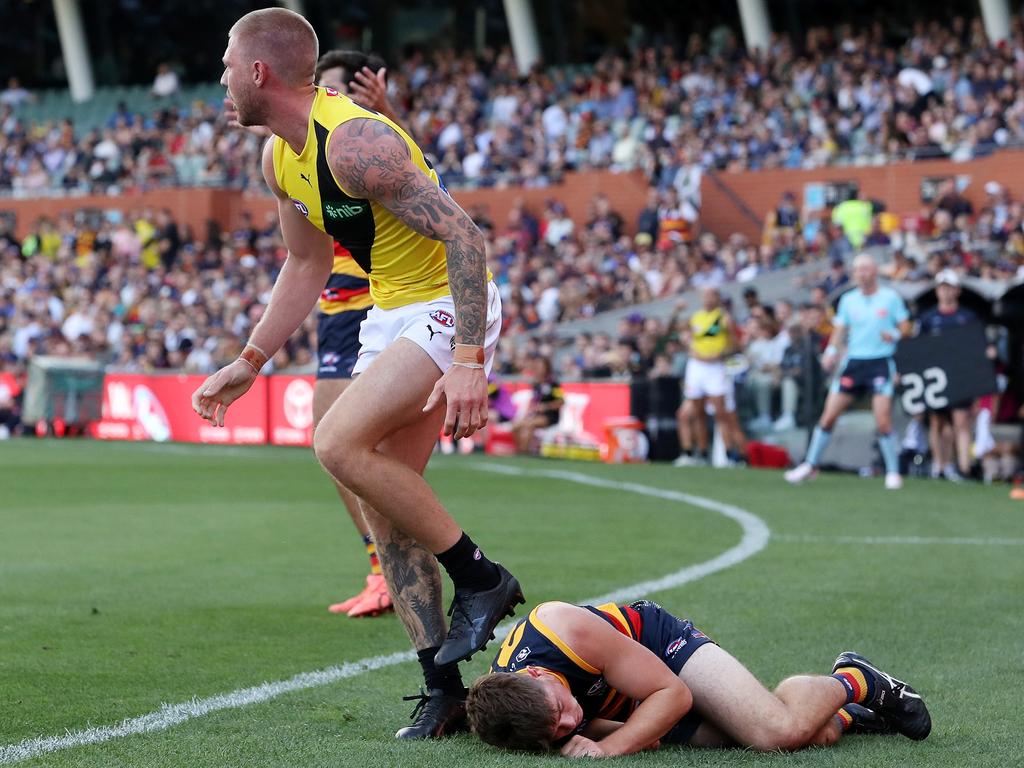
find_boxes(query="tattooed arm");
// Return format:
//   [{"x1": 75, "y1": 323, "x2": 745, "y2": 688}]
[{"x1": 328, "y1": 118, "x2": 489, "y2": 438}]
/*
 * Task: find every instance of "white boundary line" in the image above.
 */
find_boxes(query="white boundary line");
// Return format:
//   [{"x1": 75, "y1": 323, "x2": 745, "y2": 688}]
[
  {"x1": 0, "y1": 462, "x2": 769, "y2": 765},
  {"x1": 773, "y1": 533, "x2": 1024, "y2": 547}
]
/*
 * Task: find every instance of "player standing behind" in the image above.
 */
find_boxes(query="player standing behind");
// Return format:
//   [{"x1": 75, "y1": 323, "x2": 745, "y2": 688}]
[
  {"x1": 786, "y1": 254, "x2": 911, "y2": 489},
  {"x1": 312, "y1": 52, "x2": 402, "y2": 618},
  {"x1": 195, "y1": 8, "x2": 523, "y2": 738}
]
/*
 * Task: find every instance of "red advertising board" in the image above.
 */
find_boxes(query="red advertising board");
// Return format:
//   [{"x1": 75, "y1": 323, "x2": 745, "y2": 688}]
[
  {"x1": 88, "y1": 373, "x2": 631, "y2": 449},
  {"x1": 90, "y1": 373, "x2": 268, "y2": 444},
  {"x1": 268, "y1": 375, "x2": 316, "y2": 446},
  {"x1": 506, "y1": 381, "x2": 631, "y2": 444}
]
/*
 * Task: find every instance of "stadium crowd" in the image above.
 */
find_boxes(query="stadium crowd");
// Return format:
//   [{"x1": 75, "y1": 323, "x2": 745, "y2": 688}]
[
  {"x1": 7, "y1": 15, "x2": 1024, "y2": 196},
  {"x1": 4, "y1": 13, "x2": 1024, "y2": 479}
]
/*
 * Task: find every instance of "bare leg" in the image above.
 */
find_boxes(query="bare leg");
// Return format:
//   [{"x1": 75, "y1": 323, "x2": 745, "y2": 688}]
[
  {"x1": 928, "y1": 412, "x2": 946, "y2": 472},
  {"x1": 953, "y1": 408, "x2": 972, "y2": 475},
  {"x1": 313, "y1": 378, "x2": 369, "y2": 537},
  {"x1": 819, "y1": 391, "x2": 854, "y2": 431},
  {"x1": 688, "y1": 398, "x2": 708, "y2": 454},
  {"x1": 359, "y1": 407, "x2": 447, "y2": 651},
  {"x1": 676, "y1": 404, "x2": 694, "y2": 453},
  {"x1": 679, "y1": 644, "x2": 847, "y2": 751},
  {"x1": 314, "y1": 340, "x2": 462, "y2": 554}
]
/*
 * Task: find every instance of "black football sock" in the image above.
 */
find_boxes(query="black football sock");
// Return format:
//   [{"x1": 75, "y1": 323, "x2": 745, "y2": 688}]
[
  {"x1": 417, "y1": 647, "x2": 465, "y2": 695},
  {"x1": 435, "y1": 532, "x2": 500, "y2": 591}
]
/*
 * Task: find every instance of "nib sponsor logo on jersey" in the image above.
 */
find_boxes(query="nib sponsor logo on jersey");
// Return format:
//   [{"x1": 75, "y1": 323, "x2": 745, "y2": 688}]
[{"x1": 324, "y1": 202, "x2": 368, "y2": 221}]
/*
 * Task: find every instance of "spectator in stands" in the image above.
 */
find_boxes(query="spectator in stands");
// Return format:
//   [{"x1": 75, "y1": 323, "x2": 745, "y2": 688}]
[
  {"x1": 763, "y1": 191, "x2": 800, "y2": 244},
  {"x1": 512, "y1": 356, "x2": 564, "y2": 454},
  {"x1": 745, "y1": 317, "x2": 786, "y2": 432},
  {"x1": 152, "y1": 64, "x2": 181, "y2": 98},
  {"x1": 0, "y1": 77, "x2": 33, "y2": 107},
  {"x1": 831, "y1": 193, "x2": 874, "y2": 250}
]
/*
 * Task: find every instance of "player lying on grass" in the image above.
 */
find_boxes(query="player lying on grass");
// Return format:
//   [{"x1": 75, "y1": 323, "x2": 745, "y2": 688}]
[{"x1": 467, "y1": 600, "x2": 930, "y2": 757}]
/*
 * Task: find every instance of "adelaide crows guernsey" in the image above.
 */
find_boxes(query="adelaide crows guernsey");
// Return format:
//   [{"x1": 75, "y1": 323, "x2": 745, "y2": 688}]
[
  {"x1": 491, "y1": 603, "x2": 641, "y2": 726},
  {"x1": 320, "y1": 241, "x2": 372, "y2": 315},
  {"x1": 273, "y1": 87, "x2": 449, "y2": 309}
]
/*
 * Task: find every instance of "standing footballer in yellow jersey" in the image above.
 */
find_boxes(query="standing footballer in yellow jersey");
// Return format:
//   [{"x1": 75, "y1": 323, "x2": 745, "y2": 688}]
[
  {"x1": 192, "y1": 7, "x2": 523, "y2": 740},
  {"x1": 674, "y1": 288, "x2": 743, "y2": 467}
]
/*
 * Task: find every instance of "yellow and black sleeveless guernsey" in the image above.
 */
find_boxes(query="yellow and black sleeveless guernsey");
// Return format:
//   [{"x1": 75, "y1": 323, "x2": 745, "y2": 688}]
[
  {"x1": 273, "y1": 87, "x2": 448, "y2": 310},
  {"x1": 689, "y1": 308, "x2": 730, "y2": 360},
  {"x1": 491, "y1": 603, "x2": 641, "y2": 725}
]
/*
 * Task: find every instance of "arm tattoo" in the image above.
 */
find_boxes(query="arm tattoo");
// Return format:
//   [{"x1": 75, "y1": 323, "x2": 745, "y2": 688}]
[
  {"x1": 374, "y1": 523, "x2": 446, "y2": 650},
  {"x1": 328, "y1": 118, "x2": 487, "y2": 346}
]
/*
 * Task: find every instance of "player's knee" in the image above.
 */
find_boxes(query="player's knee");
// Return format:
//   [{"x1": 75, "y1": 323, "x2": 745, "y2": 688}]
[
  {"x1": 313, "y1": 425, "x2": 361, "y2": 485},
  {"x1": 746, "y1": 716, "x2": 814, "y2": 752}
]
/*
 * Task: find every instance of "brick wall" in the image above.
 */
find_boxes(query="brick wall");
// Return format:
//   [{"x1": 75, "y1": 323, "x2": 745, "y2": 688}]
[
  {"x1": 1, "y1": 171, "x2": 652, "y2": 240},
  {"x1": 700, "y1": 150, "x2": 1024, "y2": 241}
]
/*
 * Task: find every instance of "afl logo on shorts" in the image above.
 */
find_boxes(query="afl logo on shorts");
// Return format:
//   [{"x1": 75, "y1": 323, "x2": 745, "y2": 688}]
[
  {"x1": 665, "y1": 637, "x2": 687, "y2": 658},
  {"x1": 515, "y1": 647, "x2": 531, "y2": 663},
  {"x1": 291, "y1": 198, "x2": 309, "y2": 218},
  {"x1": 429, "y1": 309, "x2": 455, "y2": 328}
]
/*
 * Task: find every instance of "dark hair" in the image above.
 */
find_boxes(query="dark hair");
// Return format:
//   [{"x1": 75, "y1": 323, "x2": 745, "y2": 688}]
[
  {"x1": 467, "y1": 673, "x2": 555, "y2": 752},
  {"x1": 315, "y1": 50, "x2": 386, "y2": 85}
]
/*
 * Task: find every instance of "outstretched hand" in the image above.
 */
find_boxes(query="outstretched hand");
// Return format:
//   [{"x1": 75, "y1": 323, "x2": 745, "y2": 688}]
[{"x1": 191, "y1": 359, "x2": 258, "y2": 427}]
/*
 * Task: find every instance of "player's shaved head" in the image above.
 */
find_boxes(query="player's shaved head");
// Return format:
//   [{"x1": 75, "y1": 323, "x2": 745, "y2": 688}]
[{"x1": 229, "y1": 8, "x2": 318, "y2": 87}]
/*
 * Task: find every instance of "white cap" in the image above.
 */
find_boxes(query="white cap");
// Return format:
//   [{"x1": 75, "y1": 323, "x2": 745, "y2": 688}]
[
  {"x1": 984, "y1": 181, "x2": 1003, "y2": 195},
  {"x1": 936, "y1": 269, "x2": 960, "y2": 287}
]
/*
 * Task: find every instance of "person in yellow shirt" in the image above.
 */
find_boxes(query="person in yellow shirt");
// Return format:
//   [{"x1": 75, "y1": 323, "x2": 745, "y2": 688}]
[
  {"x1": 674, "y1": 288, "x2": 737, "y2": 466},
  {"x1": 192, "y1": 8, "x2": 523, "y2": 740}
]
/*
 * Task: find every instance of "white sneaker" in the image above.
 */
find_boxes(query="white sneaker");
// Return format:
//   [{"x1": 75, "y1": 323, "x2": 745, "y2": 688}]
[
  {"x1": 772, "y1": 414, "x2": 796, "y2": 431},
  {"x1": 784, "y1": 462, "x2": 818, "y2": 484},
  {"x1": 673, "y1": 454, "x2": 699, "y2": 467},
  {"x1": 942, "y1": 464, "x2": 963, "y2": 483},
  {"x1": 885, "y1": 472, "x2": 903, "y2": 490},
  {"x1": 749, "y1": 416, "x2": 773, "y2": 432}
]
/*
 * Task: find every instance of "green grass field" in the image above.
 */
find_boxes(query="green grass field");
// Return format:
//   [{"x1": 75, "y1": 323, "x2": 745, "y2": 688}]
[{"x1": 1, "y1": 440, "x2": 1021, "y2": 767}]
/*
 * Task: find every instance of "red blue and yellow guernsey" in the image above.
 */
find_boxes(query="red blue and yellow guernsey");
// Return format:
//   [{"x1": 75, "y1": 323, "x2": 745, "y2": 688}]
[
  {"x1": 321, "y1": 240, "x2": 372, "y2": 315},
  {"x1": 491, "y1": 602, "x2": 642, "y2": 725}
]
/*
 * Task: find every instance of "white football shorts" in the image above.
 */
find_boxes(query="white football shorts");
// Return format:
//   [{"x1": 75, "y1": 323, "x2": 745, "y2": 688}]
[{"x1": 352, "y1": 281, "x2": 502, "y2": 377}]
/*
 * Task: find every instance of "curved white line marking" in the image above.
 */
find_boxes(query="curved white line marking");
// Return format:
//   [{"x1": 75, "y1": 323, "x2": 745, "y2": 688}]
[{"x1": 0, "y1": 462, "x2": 769, "y2": 765}]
